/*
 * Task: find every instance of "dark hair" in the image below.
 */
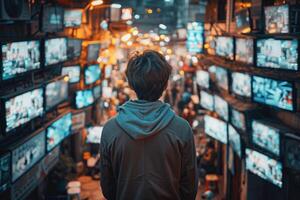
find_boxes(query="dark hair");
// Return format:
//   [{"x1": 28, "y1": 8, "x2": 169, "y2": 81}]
[{"x1": 126, "y1": 50, "x2": 172, "y2": 101}]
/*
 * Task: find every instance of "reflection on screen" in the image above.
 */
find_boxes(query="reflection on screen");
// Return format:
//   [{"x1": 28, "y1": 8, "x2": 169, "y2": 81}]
[
  {"x1": 64, "y1": 9, "x2": 82, "y2": 27},
  {"x1": 196, "y1": 70, "x2": 209, "y2": 89},
  {"x1": 265, "y1": 5, "x2": 289, "y2": 34},
  {"x1": 204, "y1": 115, "x2": 227, "y2": 144},
  {"x1": 235, "y1": 38, "x2": 253, "y2": 64},
  {"x1": 61, "y1": 66, "x2": 80, "y2": 83},
  {"x1": 214, "y1": 95, "x2": 229, "y2": 121},
  {"x1": 228, "y1": 124, "x2": 241, "y2": 157},
  {"x1": 230, "y1": 108, "x2": 246, "y2": 131},
  {"x1": 75, "y1": 89, "x2": 95, "y2": 109},
  {"x1": 86, "y1": 126, "x2": 103, "y2": 144},
  {"x1": 46, "y1": 78, "x2": 69, "y2": 110},
  {"x1": 87, "y1": 43, "x2": 100, "y2": 62},
  {"x1": 0, "y1": 153, "x2": 10, "y2": 192},
  {"x1": 216, "y1": 36, "x2": 234, "y2": 60},
  {"x1": 85, "y1": 65, "x2": 101, "y2": 85},
  {"x1": 231, "y1": 72, "x2": 251, "y2": 97},
  {"x1": 200, "y1": 91, "x2": 214, "y2": 111},
  {"x1": 45, "y1": 38, "x2": 67, "y2": 66}
]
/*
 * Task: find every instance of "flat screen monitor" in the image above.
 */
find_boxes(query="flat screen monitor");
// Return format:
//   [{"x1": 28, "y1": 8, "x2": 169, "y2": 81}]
[
  {"x1": 87, "y1": 43, "x2": 100, "y2": 62},
  {"x1": 186, "y1": 22, "x2": 204, "y2": 53},
  {"x1": 235, "y1": 8, "x2": 251, "y2": 33},
  {"x1": 0, "y1": 153, "x2": 10, "y2": 193},
  {"x1": 246, "y1": 148, "x2": 283, "y2": 188},
  {"x1": 252, "y1": 75, "x2": 294, "y2": 111},
  {"x1": 252, "y1": 120, "x2": 280, "y2": 156},
  {"x1": 1, "y1": 40, "x2": 41, "y2": 80},
  {"x1": 196, "y1": 70, "x2": 209, "y2": 89},
  {"x1": 42, "y1": 5, "x2": 64, "y2": 32},
  {"x1": 216, "y1": 36, "x2": 234, "y2": 60},
  {"x1": 200, "y1": 90, "x2": 214, "y2": 111},
  {"x1": 214, "y1": 95, "x2": 229, "y2": 121},
  {"x1": 45, "y1": 38, "x2": 67, "y2": 66},
  {"x1": 285, "y1": 134, "x2": 300, "y2": 171},
  {"x1": 61, "y1": 65, "x2": 81, "y2": 83},
  {"x1": 72, "y1": 111, "x2": 85, "y2": 132},
  {"x1": 93, "y1": 85, "x2": 101, "y2": 99},
  {"x1": 67, "y1": 38, "x2": 82, "y2": 59},
  {"x1": 64, "y1": 9, "x2": 82, "y2": 27},
  {"x1": 46, "y1": 113, "x2": 72, "y2": 151},
  {"x1": 12, "y1": 130, "x2": 46, "y2": 182},
  {"x1": 209, "y1": 65, "x2": 229, "y2": 91},
  {"x1": 231, "y1": 72, "x2": 251, "y2": 97},
  {"x1": 75, "y1": 89, "x2": 95, "y2": 109},
  {"x1": 235, "y1": 38, "x2": 254, "y2": 64},
  {"x1": 5, "y1": 88, "x2": 44, "y2": 133},
  {"x1": 265, "y1": 5, "x2": 289, "y2": 34},
  {"x1": 45, "y1": 77, "x2": 69, "y2": 111},
  {"x1": 84, "y1": 65, "x2": 101, "y2": 85},
  {"x1": 256, "y1": 38, "x2": 298, "y2": 71},
  {"x1": 230, "y1": 108, "x2": 246, "y2": 131},
  {"x1": 228, "y1": 124, "x2": 241, "y2": 157},
  {"x1": 86, "y1": 126, "x2": 103, "y2": 144},
  {"x1": 204, "y1": 115, "x2": 227, "y2": 144}
]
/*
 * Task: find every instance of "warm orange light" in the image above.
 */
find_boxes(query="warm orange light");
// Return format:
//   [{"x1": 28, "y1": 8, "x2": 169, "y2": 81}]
[
  {"x1": 91, "y1": 0, "x2": 103, "y2": 6},
  {"x1": 146, "y1": 9, "x2": 153, "y2": 14},
  {"x1": 64, "y1": 76, "x2": 70, "y2": 82},
  {"x1": 121, "y1": 33, "x2": 132, "y2": 42}
]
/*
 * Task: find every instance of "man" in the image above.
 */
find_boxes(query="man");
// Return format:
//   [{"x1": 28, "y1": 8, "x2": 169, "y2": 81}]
[{"x1": 100, "y1": 50, "x2": 198, "y2": 200}]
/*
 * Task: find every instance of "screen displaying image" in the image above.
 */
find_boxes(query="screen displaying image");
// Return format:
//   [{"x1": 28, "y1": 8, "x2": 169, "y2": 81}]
[
  {"x1": 252, "y1": 120, "x2": 280, "y2": 156},
  {"x1": 86, "y1": 126, "x2": 103, "y2": 144},
  {"x1": 45, "y1": 38, "x2": 67, "y2": 66},
  {"x1": 186, "y1": 22, "x2": 204, "y2": 53},
  {"x1": 265, "y1": 5, "x2": 289, "y2": 34},
  {"x1": 0, "y1": 153, "x2": 10, "y2": 193},
  {"x1": 2, "y1": 40, "x2": 41, "y2": 80},
  {"x1": 209, "y1": 65, "x2": 229, "y2": 91},
  {"x1": 45, "y1": 78, "x2": 69, "y2": 111},
  {"x1": 84, "y1": 65, "x2": 101, "y2": 85},
  {"x1": 5, "y1": 88, "x2": 44, "y2": 133},
  {"x1": 256, "y1": 38, "x2": 298, "y2": 70},
  {"x1": 246, "y1": 148, "x2": 283, "y2": 188},
  {"x1": 42, "y1": 5, "x2": 64, "y2": 32},
  {"x1": 87, "y1": 43, "x2": 100, "y2": 62},
  {"x1": 46, "y1": 113, "x2": 72, "y2": 151},
  {"x1": 67, "y1": 38, "x2": 82, "y2": 59},
  {"x1": 102, "y1": 86, "x2": 113, "y2": 98},
  {"x1": 230, "y1": 108, "x2": 246, "y2": 131},
  {"x1": 204, "y1": 115, "x2": 227, "y2": 144},
  {"x1": 231, "y1": 72, "x2": 251, "y2": 97},
  {"x1": 72, "y1": 111, "x2": 85, "y2": 131},
  {"x1": 64, "y1": 9, "x2": 82, "y2": 27},
  {"x1": 235, "y1": 9, "x2": 251, "y2": 33},
  {"x1": 252, "y1": 75, "x2": 294, "y2": 111},
  {"x1": 285, "y1": 135, "x2": 300, "y2": 171},
  {"x1": 235, "y1": 38, "x2": 254, "y2": 64},
  {"x1": 105, "y1": 65, "x2": 112, "y2": 79},
  {"x1": 196, "y1": 70, "x2": 209, "y2": 89},
  {"x1": 93, "y1": 85, "x2": 101, "y2": 99},
  {"x1": 216, "y1": 36, "x2": 234, "y2": 60},
  {"x1": 228, "y1": 124, "x2": 241, "y2": 157},
  {"x1": 12, "y1": 130, "x2": 46, "y2": 182},
  {"x1": 200, "y1": 90, "x2": 214, "y2": 111},
  {"x1": 61, "y1": 65, "x2": 80, "y2": 83},
  {"x1": 214, "y1": 95, "x2": 229, "y2": 121},
  {"x1": 75, "y1": 89, "x2": 95, "y2": 109}
]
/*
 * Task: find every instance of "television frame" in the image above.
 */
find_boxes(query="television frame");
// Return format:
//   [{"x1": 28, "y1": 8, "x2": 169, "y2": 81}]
[
  {"x1": 214, "y1": 94, "x2": 229, "y2": 121},
  {"x1": 215, "y1": 36, "x2": 235, "y2": 60},
  {"x1": 67, "y1": 38, "x2": 82, "y2": 60},
  {"x1": 200, "y1": 90, "x2": 214, "y2": 111},
  {"x1": 64, "y1": 9, "x2": 83, "y2": 28},
  {"x1": 230, "y1": 72, "x2": 252, "y2": 98},
  {"x1": 74, "y1": 88, "x2": 95, "y2": 109},
  {"x1": 235, "y1": 8, "x2": 252, "y2": 33},
  {"x1": 61, "y1": 64, "x2": 81, "y2": 84},
  {"x1": 44, "y1": 37, "x2": 68, "y2": 67},
  {"x1": 186, "y1": 22, "x2": 205, "y2": 54},
  {"x1": 196, "y1": 70, "x2": 210, "y2": 89},
  {"x1": 228, "y1": 124, "x2": 242, "y2": 158},
  {"x1": 204, "y1": 115, "x2": 228, "y2": 144},
  {"x1": 264, "y1": 4, "x2": 289, "y2": 34},
  {"x1": 230, "y1": 107, "x2": 247, "y2": 133},
  {"x1": 72, "y1": 110, "x2": 86, "y2": 132},
  {"x1": 234, "y1": 36, "x2": 255, "y2": 66},
  {"x1": 40, "y1": 4, "x2": 64, "y2": 33},
  {"x1": 84, "y1": 64, "x2": 101, "y2": 85},
  {"x1": 87, "y1": 43, "x2": 100, "y2": 63},
  {"x1": 209, "y1": 65, "x2": 229, "y2": 91}
]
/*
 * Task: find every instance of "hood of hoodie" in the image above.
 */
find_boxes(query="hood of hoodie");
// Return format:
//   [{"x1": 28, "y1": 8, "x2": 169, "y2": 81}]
[{"x1": 115, "y1": 100, "x2": 175, "y2": 140}]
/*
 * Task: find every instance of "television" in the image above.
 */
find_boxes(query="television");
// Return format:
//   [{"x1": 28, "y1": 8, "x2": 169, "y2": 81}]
[
  {"x1": 186, "y1": 22, "x2": 204, "y2": 53},
  {"x1": 235, "y1": 38, "x2": 254, "y2": 64},
  {"x1": 67, "y1": 38, "x2": 82, "y2": 59},
  {"x1": 285, "y1": 134, "x2": 300, "y2": 171},
  {"x1": 45, "y1": 77, "x2": 69, "y2": 111},
  {"x1": 246, "y1": 148, "x2": 283, "y2": 188},
  {"x1": 121, "y1": 8, "x2": 132, "y2": 20},
  {"x1": 214, "y1": 95, "x2": 229, "y2": 121},
  {"x1": 42, "y1": 5, "x2": 64, "y2": 32},
  {"x1": 104, "y1": 65, "x2": 112, "y2": 79},
  {"x1": 86, "y1": 126, "x2": 103, "y2": 144},
  {"x1": 256, "y1": 38, "x2": 298, "y2": 71},
  {"x1": 206, "y1": 35, "x2": 217, "y2": 56},
  {"x1": 204, "y1": 115, "x2": 227, "y2": 144},
  {"x1": 252, "y1": 75, "x2": 294, "y2": 111},
  {"x1": 72, "y1": 111, "x2": 85, "y2": 132},
  {"x1": 93, "y1": 85, "x2": 101, "y2": 99},
  {"x1": 216, "y1": 36, "x2": 234, "y2": 60},
  {"x1": 45, "y1": 38, "x2": 67, "y2": 66},
  {"x1": 87, "y1": 43, "x2": 100, "y2": 62},
  {"x1": 200, "y1": 90, "x2": 214, "y2": 111},
  {"x1": 11, "y1": 130, "x2": 46, "y2": 182},
  {"x1": 4, "y1": 88, "x2": 44, "y2": 133},
  {"x1": 61, "y1": 65, "x2": 81, "y2": 83},
  {"x1": 102, "y1": 87, "x2": 113, "y2": 98},
  {"x1": 209, "y1": 65, "x2": 229, "y2": 91},
  {"x1": 228, "y1": 124, "x2": 241, "y2": 157},
  {"x1": 84, "y1": 65, "x2": 101, "y2": 85},
  {"x1": 231, "y1": 72, "x2": 251, "y2": 98},
  {"x1": 64, "y1": 9, "x2": 82, "y2": 27},
  {"x1": 196, "y1": 70, "x2": 209, "y2": 89},
  {"x1": 0, "y1": 153, "x2": 10, "y2": 193},
  {"x1": 46, "y1": 112, "x2": 72, "y2": 151},
  {"x1": 230, "y1": 108, "x2": 246, "y2": 131},
  {"x1": 75, "y1": 89, "x2": 95, "y2": 109},
  {"x1": 235, "y1": 8, "x2": 251, "y2": 33},
  {"x1": 265, "y1": 5, "x2": 289, "y2": 34},
  {"x1": 1, "y1": 40, "x2": 41, "y2": 80}
]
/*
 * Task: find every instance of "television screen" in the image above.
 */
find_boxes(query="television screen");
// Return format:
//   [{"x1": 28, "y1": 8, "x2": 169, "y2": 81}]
[
  {"x1": 214, "y1": 95, "x2": 229, "y2": 121},
  {"x1": 285, "y1": 134, "x2": 300, "y2": 171},
  {"x1": 64, "y1": 9, "x2": 82, "y2": 27},
  {"x1": 61, "y1": 65, "x2": 80, "y2": 83},
  {"x1": 102, "y1": 86, "x2": 113, "y2": 98},
  {"x1": 256, "y1": 38, "x2": 298, "y2": 70},
  {"x1": 86, "y1": 126, "x2": 103, "y2": 144},
  {"x1": 186, "y1": 22, "x2": 204, "y2": 53},
  {"x1": 87, "y1": 43, "x2": 100, "y2": 62},
  {"x1": 12, "y1": 130, "x2": 46, "y2": 182},
  {"x1": 231, "y1": 108, "x2": 246, "y2": 131},
  {"x1": 84, "y1": 65, "x2": 101, "y2": 85},
  {"x1": 1, "y1": 40, "x2": 41, "y2": 80},
  {"x1": 265, "y1": 5, "x2": 289, "y2": 34},
  {"x1": 67, "y1": 38, "x2": 82, "y2": 59},
  {"x1": 42, "y1": 5, "x2": 64, "y2": 32},
  {"x1": 200, "y1": 91, "x2": 214, "y2": 111},
  {"x1": 252, "y1": 120, "x2": 280, "y2": 156},
  {"x1": 204, "y1": 115, "x2": 227, "y2": 144},
  {"x1": 72, "y1": 111, "x2": 85, "y2": 132},
  {"x1": 235, "y1": 8, "x2": 251, "y2": 33},
  {"x1": 0, "y1": 153, "x2": 10, "y2": 193},
  {"x1": 46, "y1": 113, "x2": 72, "y2": 151},
  {"x1": 45, "y1": 38, "x2": 67, "y2": 66},
  {"x1": 5, "y1": 88, "x2": 44, "y2": 133},
  {"x1": 105, "y1": 65, "x2": 112, "y2": 79},
  {"x1": 75, "y1": 89, "x2": 95, "y2": 109},
  {"x1": 209, "y1": 65, "x2": 229, "y2": 91},
  {"x1": 246, "y1": 148, "x2": 283, "y2": 188},
  {"x1": 235, "y1": 38, "x2": 254, "y2": 64},
  {"x1": 216, "y1": 36, "x2": 234, "y2": 60},
  {"x1": 231, "y1": 72, "x2": 251, "y2": 97},
  {"x1": 228, "y1": 124, "x2": 241, "y2": 157},
  {"x1": 93, "y1": 85, "x2": 101, "y2": 99},
  {"x1": 196, "y1": 70, "x2": 209, "y2": 89},
  {"x1": 252, "y1": 75, "x2": 294, "y2": 111},
  {"x1": 45, "y1": 77, "x2": 69, "y2": 111}
]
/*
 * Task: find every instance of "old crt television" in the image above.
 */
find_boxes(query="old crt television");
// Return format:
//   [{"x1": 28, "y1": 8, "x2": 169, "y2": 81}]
[
  {"x1": 246, "y1": 148, "x2": 283, "y2": 188},
  {"x1": 45, "y1": 76, "x2": 69, "y2": 111},
  {"x1": 61, "y1": 65, "x2": 81, "y2": 84},
  {"x1": 84, "y1": 65, "x2": 101, "y2": 85},
  {"x1": 0, "y1": 153, "x2": 10, "y2": 193},
  {"x1": 196, "y1": 70, "x2": 209, "y2": 89},
  {"x1": 64, "y1": 9, "x2": 82, "y2": 27},
  {"x1": 1, "y1": 40, "x2": 41, "y2": 80},
  {"x1": 230, "y1": 108, "x2": 246, "y2": 131},
  {"x1": 45, "y1": 38, "x2": 67, "y2": 66},
  {"x1": 252, "y1": 75, "x2": 295, "y2": 111},
  {"x1": 235, "y1": 38, "x2": 254, "y2": 65},
  {"x1": 228, "y1": 124, "x2": 241, "y2": 157},
  {"x1": 256, "y1": 38, "x2": 298, "y2": 71},
  {"x1": 209, "y1": 65, "x2": 229, "y2": 91},
  {"x1": 186, "y1": 22, "x2": 204, "y2": 53},
  {"x1": 86, "y1": 126, "x2": 103, "y2": 144},
  {"x1": 46, "y1": 112, "x2": 72, "y2": 151},
  {"x1": 87, "y1": 43, "x2": 100, "y2": 62},
  {"x1": 214, "y1": 95, "x2": 229, "y2": 121},
  {"x1": 231, "y1": 72, "x2": 252, "y2": 98},
  {"x1": 67, "y1": 38, "x2": 82, "y2": 59},
  {"x1": 75, "y1": 89, "x2": 95, "y2": 109},
  {"x1": 204, "y1": 115, "x2": 227, "y2": 144},
  {"x1": 265, "y1": 5, "x2": 289, "y2": 34},
  {"x1": 41, "y1": 5, "x2": 64, "y2": 32},
  {"x1": 3, "y1": 88, "x2": 44, "y2": 133},
  {"x1": 235, "y1": 8, "x2": 251, "y2": 33},
  {"x1": 285, "y1": 133, "x2": 300, "y2": 171},
  {"x1": 93, "y1": 85, "x2": 101, "y2": 99},
  {"x1": 200, "y1": 90, "x2": 214, "y2": 111},
  {"x1": 11, "y1": 129, "x2": 46, "y2": 182},
  {"x1": 216, "y1": 36, "x2": 234, "y2": 60}
]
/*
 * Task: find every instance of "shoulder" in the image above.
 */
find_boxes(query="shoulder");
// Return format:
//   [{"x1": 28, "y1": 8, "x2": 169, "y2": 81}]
[
  {"x1": 166, "y1": 114, "x2": 193, "y2": 142},
  {"x1": 101, "y1": 117, "x2": 121, "y2": 145}
]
